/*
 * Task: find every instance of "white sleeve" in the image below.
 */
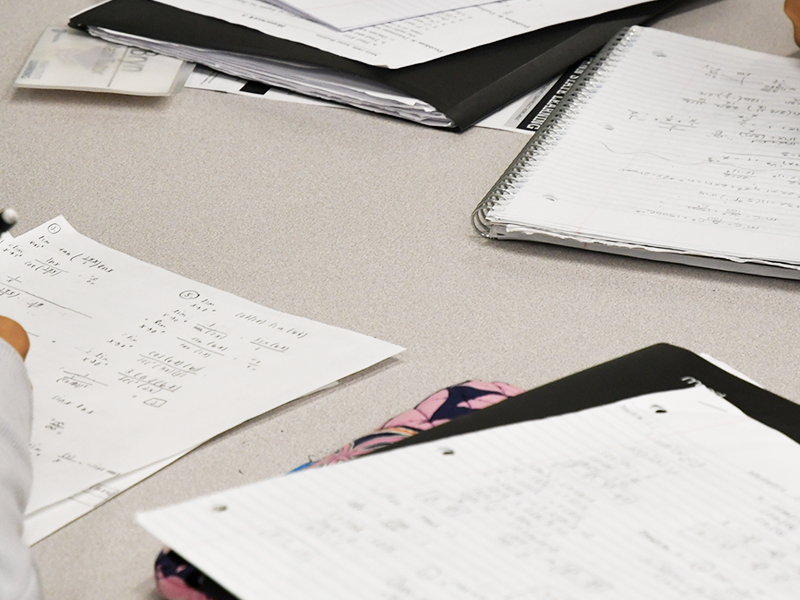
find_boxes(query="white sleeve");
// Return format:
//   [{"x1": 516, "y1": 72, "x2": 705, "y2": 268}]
[{"x1": 0, "y1": 340, "x2": 41, "y2": 600}]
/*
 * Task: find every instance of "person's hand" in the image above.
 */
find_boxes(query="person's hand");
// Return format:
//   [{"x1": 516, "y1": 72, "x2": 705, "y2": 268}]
[
  {"x1": 787, "y1": 0, "x2": 800, "y2": 46},
  {"x1": 0, "y1": 317, "x2": 29, "y2": 360}
]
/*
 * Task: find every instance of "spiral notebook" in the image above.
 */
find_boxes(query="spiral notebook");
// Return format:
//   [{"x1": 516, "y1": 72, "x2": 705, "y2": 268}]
[{"x1": 473, "y1": 26, "x2": 800, "y2": 279}]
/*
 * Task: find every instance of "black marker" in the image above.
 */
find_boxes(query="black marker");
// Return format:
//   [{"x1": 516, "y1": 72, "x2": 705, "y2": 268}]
[{"x1": 0, "y1": 208, "x2": 18, "y2": 234}]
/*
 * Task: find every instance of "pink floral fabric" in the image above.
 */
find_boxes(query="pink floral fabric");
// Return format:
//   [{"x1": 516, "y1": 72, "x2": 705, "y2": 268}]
[{"x1": 155, "y1": 380, "x2": 522, "y2": 600}]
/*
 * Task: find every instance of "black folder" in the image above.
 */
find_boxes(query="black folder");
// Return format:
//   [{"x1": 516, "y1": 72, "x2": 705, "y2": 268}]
[
  {"x1": 70, "y1": 0, "x2": 687, "y2": 130},
  {"x1": 387, "y1": 343, "x2": 800, "y2": 450}
]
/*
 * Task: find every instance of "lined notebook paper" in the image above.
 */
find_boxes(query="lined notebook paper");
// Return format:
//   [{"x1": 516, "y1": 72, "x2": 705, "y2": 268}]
[
  {"x1": 474, "y1": 26, "x2": 800, "y2": 278},
  {"x1": 139, "y1": 385, "x2": 800, "y2": 599}
]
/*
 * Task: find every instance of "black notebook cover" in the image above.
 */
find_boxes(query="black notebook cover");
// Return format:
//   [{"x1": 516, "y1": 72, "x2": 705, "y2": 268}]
[
  {"x1": 69, "y1": 0, "x2": 686, "y2": 130},
  {"x1": 386, "y1": 343, "x2": 800, "y2": 451}
]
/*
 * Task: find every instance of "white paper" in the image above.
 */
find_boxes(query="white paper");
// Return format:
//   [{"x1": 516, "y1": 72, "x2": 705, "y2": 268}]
[
  {"x1": 22, "y1": 451, "x2": 188, "y2": 545},
  {"x1": 266, "y1": 0, "x2": 504, "y2": 31},
  {"x1": 185, "y1": 65, "x2": 340, "y2": 107},
  {"x1": 15, "y1": 27, "x2": 192, "y2": 96},
  {"x1": 188, "y1": 63, "x2": 552, "y2": 134},
  {"x1": 153, "y1": 0, "x2": 647, "y2": 68},
  {"x1": 22, "y1": 379, "x2": 338, "y2": 544},
  {"x1": 486, "y1": 27, "x2": 800, "y2": 270},
  {"x1": 0, "y1": 217, "x2": 402, "y2": 514},
  {"x1": 138, "y1": 385, "x2": 800, "y2": 599},
  {"x1": 89, "y1": 27, "x2": 454, "y2": 127}
]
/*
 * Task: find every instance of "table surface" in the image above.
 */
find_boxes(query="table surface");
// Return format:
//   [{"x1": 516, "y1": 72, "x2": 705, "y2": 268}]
[{"x1": 2, "y1": 0, "x2": 799, "y2": 597}]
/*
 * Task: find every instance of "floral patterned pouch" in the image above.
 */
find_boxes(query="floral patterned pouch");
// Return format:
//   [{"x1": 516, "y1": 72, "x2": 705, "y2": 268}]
[{"x1": 153, "y1": 380, "x2": 523, "y2": 600}]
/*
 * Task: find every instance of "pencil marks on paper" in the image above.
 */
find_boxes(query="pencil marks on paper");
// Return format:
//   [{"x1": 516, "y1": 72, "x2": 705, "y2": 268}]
[
  {"x1": 488, "y1": 28, "x2": 800, "y2": 263},
  {"x1": 138, "y1": 388, "x2": 800, "y2": 599},
  {"x1": 0, "y1": 216, "x2": 402, "y2": 515}
]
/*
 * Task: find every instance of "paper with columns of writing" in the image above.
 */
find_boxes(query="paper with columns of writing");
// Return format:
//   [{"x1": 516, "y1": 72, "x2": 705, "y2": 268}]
[
  {"x1": 0, "y1": 216, "x2": 402, "y2": 514},
  {"x1": 488, "y1": 27, "x2": 800, "y2": 268}
]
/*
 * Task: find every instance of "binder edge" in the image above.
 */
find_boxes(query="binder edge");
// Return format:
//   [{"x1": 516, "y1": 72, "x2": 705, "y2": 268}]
[{"x1": 471, "y1": 26, "x2": 637, "y2": 237}]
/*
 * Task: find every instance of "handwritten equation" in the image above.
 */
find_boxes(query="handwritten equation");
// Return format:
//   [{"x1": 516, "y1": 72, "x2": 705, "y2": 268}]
[
  {"x1": 140, "y1": 387, "x2": 800, "y2": 600},
  {"x1": 0, "y1": 217, "x2": 401, "y2": 514},
  {"x1": 606, "y1": 35, "x2": 800, "y2": 250},
  {"x1": 499, "y1": 27, "x2": 800, "y2": 263},
  {"x1": 607, "y1": 64, "x2": 800, "y2": 237}
]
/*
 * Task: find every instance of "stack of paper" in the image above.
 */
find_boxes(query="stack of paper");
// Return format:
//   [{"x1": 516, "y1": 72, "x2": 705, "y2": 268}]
[
  {"x1": 86, "y1": 27, "x2": 455, "y2": 127},
  {"x1": 68, "y1": 0, "x2": 685, "y2": 129},
  {"x1": 146, "y1": 0, "x2": 645, "y2": 68},
  {"x1": 0, "y1": 217, "x2": 402, "y2": 543}
]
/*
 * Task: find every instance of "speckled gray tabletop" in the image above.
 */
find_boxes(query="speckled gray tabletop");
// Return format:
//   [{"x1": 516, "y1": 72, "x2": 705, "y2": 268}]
[{"x1": 2, "y1": 0, "x2": 799, "y2": 597}]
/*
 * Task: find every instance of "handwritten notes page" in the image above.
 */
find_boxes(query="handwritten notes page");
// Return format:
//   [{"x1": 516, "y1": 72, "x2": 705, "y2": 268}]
[
  {"x1": 139, "y1": 386, "x2": 800, "y2": 599},
  {"x1": 0, "y1": 217, "x2": 402, "y2": 515},
  {"x1": 266, "y1": 0, "x2": 504, "y2": 31},
  {"x1": 23, "y1": 448, "x2": 189, "y2": 544},
  {"x1": 150, "y1": 0, "x2": 646, "y2": 68},
  {"x1": 485, "y1": 27, "x2": 800, "y2": 273}
]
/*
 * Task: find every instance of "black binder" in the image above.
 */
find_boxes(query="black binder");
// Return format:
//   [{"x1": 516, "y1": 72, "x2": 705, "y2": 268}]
[
  {"x1": 387, "y1": 343, "x2": 800, "y2": 450},
  {"x1": 69, "y1": 0, "x2": 687, "y2": 130}
]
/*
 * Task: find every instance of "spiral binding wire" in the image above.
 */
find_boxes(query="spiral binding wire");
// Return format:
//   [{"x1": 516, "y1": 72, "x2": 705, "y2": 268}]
[{"x1": 472, "y1": 26, "x2": 644, "y2": 237}]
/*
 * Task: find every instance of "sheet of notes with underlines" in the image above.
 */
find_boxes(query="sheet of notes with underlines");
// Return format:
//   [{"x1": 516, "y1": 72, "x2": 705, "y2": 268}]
[
  {"x1": 139, "y1": 385, "x2": 800, "y2": 599},
  {"x1": 0, "y1": 216, "x2": 402, "y2": 515}
]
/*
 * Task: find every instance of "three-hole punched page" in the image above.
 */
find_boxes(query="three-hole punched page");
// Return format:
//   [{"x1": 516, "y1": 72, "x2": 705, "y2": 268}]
[
  {"x1": 477, "y1": 26, "x2": 800, "y2": 277},
  {"x1": 139, "y1": 385, "x2": 800, "y2": 599}
]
